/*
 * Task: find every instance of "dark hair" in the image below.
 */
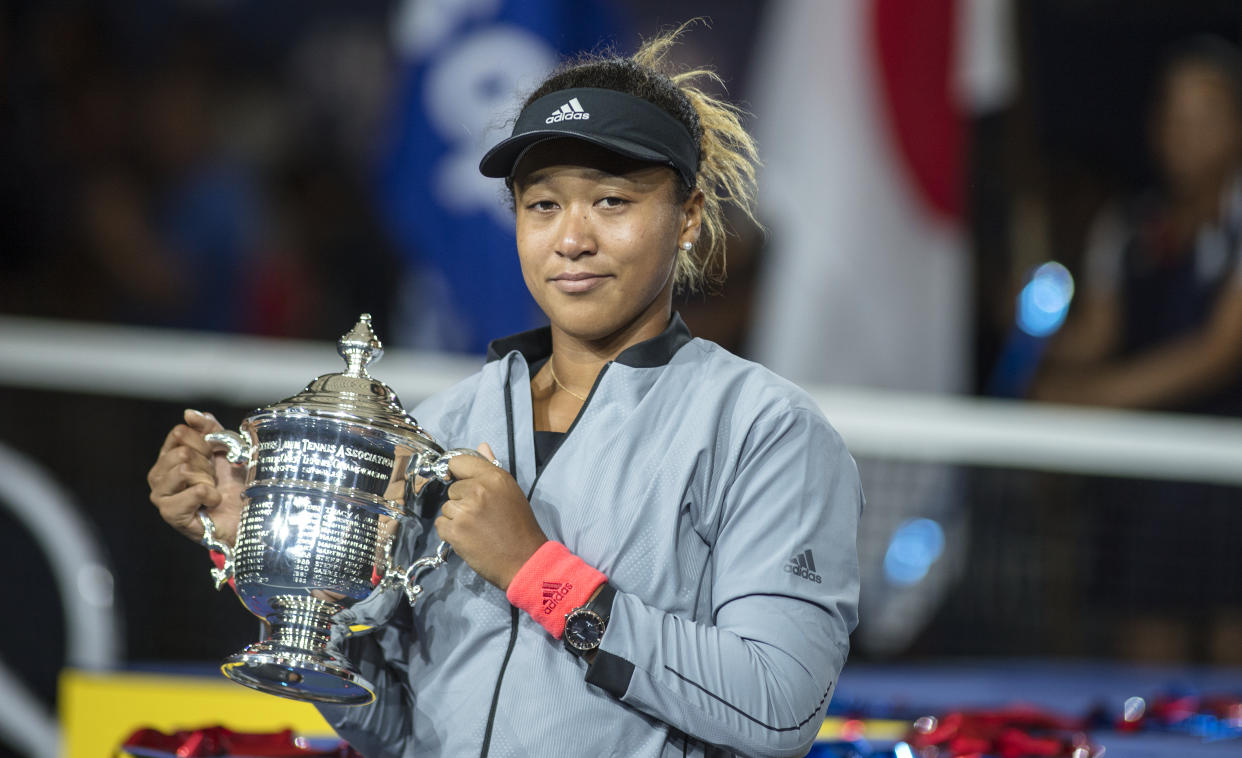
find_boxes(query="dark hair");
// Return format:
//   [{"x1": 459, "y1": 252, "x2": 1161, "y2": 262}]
[
  {"x1": 1160, "y1": 34, "x2": 1242, "y2": 110},
  {"x1": 514, "y1": 21, "x2": 760, "y2": 293}
]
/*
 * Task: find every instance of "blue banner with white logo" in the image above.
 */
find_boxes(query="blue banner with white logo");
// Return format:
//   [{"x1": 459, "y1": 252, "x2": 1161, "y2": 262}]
[{"x1": 378, "y1": 0, "x2": 629, "y2": 353}]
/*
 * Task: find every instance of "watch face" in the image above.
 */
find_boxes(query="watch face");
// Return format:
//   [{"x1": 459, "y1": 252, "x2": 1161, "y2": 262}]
[{"x1": 564, "y1": 610, "x2": 604, "y2": 651}]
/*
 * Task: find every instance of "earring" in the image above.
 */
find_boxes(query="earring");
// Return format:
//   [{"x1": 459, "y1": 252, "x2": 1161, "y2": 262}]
[{"x1": 679, "y1": 241, "x2": 693, "y2": 252}]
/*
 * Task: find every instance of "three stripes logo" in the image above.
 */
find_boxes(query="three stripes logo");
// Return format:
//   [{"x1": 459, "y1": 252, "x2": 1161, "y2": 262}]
[
  {"x1": 541, "y1": 580, "x2": 573, "y2": 614},
  {"x1": 784, "y1": 549, "x2": 823, "y2": 584},
  {"x1": 545, "y1": 97, "x2": 591, "y2": 124}
]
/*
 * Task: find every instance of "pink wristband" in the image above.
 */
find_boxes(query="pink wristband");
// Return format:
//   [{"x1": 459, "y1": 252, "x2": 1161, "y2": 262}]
[{"x1": 506, "y1": 541, "x2": 607, "y2": 639}]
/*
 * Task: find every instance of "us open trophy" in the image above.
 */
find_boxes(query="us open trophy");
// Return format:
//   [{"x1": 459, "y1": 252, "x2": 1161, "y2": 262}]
[{"x1": 198, "y1": 314, "x2": 477, "y2": 705}]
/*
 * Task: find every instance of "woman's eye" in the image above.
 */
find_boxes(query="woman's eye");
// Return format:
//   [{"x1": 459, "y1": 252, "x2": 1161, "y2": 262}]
[
  {"x1": 526, "y1": 200, "x2": 558, "y2": 212},
  {"x1": 598, "y1": 196, "x2": 628, "y2": 208}
]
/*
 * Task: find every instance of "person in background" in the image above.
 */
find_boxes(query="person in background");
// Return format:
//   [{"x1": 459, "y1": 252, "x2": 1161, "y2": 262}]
[
  {"x1": 1034, "y1": 36, "x2": 1242, "y2": 665},
  {"x1": 1034, "y1": 36, "x2": 1242, "y2": 414},
  {"x1": 71, "y1": 59, "x2": 264, "y2": 332}
]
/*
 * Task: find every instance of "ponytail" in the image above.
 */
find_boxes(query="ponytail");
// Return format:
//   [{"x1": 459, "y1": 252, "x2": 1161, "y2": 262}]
[{"x1": 632, "y1": 21, "x2": 761, "y2": 292}]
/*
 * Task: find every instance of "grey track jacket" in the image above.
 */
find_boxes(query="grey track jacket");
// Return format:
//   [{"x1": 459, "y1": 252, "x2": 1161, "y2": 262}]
[{"x1": 317, "y1": 315, "x2": 862, "y2": 758}]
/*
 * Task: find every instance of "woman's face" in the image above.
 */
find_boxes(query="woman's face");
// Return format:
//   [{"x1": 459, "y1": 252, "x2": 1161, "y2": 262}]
[
  {"x1": 1155, "y1": 62, "x2": 1242, "y2": 193},
  {"x1": 512, "y1": 140, "x2": 701, "y2": 343}
]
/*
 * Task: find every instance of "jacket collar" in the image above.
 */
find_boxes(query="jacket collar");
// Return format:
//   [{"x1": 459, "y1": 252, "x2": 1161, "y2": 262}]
[{"x1": 485, "y1": 313, "x2": 692, "y2": 368}]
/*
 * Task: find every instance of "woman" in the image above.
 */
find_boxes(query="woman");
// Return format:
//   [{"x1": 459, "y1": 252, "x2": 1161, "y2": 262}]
[
  {"x1": 1033, "y1": 36, "x2": 1242, "y2": 664},
  {"x1": 1035, "y1": 36, "x2": 1242, "y2": 413},
  {"x1": 148, "y1": 26, "x2": 861, "y2": 758}
]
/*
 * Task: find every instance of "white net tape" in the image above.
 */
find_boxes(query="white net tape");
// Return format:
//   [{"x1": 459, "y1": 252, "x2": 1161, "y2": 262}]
[{"x1": 3, "y1": 315, "x2": 1240, "y2": 485}]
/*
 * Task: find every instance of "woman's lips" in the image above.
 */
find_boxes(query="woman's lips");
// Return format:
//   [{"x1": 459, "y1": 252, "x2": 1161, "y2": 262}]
[{"x1": 551, "y1": 272, "x2": 610, "y2": 293}]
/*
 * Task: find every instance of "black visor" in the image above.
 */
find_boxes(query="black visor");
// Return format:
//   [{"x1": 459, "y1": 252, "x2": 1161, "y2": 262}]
[{"x1": 478, "y1": 87, "x2": 699, "y2": 187}]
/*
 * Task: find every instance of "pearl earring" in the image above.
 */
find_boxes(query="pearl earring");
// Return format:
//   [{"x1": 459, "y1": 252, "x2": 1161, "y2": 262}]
[{"x1": 679, "y1": 241, "x2": 693, "y2": 252}]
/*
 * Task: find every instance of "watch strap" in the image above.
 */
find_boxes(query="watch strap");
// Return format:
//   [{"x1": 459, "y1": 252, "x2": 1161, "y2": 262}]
[{"x1": 585, "y1": 582, "x2": 617, "y2": 623}]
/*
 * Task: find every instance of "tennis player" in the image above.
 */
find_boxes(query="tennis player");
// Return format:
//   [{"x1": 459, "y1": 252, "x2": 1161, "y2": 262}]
[{"x1": 149, "y1": 24, "x2": 861, "y2": 758}]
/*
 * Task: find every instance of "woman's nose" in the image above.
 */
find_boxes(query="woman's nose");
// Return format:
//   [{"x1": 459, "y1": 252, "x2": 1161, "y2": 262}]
[{"x1": 556, "y1": 209, "x2": 597, "y2": 259}]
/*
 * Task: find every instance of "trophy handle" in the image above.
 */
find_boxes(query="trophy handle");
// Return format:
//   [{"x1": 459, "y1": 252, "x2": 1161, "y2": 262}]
[
  {"x1": 199, "y1": 510, "x2": 235, "y2": 590},
  {"x1": 381, "y1": 447, "x2": 494, "y2": 605},
  {"x1": 198, "y1": 430, "x2": 247, "y2": 590},
  {"x1": 204, "y1": 430, "x2": 253, "y2": 465},
  {"x1": 407, "y1": 447, "x2": 489, "y2": 484},
  {"x1": 378, "y1": 537, "x2": 452, "y2": 606}
]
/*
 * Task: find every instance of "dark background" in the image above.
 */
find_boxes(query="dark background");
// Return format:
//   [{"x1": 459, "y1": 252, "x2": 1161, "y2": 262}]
[{"x1": 4, "y1": 1, "x2": 1242, "y2": 755}]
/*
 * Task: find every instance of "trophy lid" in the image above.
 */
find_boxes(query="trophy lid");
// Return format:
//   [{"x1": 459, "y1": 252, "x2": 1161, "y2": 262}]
[{"x1": 263, "y1": 314, "x2": 430, "y2": 438}]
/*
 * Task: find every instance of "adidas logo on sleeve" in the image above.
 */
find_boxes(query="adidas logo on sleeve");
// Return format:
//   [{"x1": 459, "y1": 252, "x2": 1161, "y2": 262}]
[
  {"x1": 784, "y1": 549, "x2": 822, "y2": 583},
  {"x1": 546, "y1": 97, "x2": 590, "y2": 124}
]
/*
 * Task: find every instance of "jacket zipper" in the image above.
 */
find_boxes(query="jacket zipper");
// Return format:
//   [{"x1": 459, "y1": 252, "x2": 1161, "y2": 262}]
[{"x1": 478, "y1": 360, "x2": 610, "y2": 758}]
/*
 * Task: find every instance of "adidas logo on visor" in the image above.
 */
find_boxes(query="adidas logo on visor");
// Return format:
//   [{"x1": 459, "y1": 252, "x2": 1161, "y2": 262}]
[{"x1": 546, "y1": 97, "x2": 590, "y2": 124}]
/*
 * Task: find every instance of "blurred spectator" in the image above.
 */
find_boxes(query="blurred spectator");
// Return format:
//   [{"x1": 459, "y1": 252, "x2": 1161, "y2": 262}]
[
  {"x1": 81, "y1": 60, "x2": 264, "y2": 331},
  {"x1": 250, "y1": 148, "x2": 401, "y2": 339},
  {"x1": 1034, "y1": 36, "x2": 1242, "y2": 414},
  {"x1": 1032, "y1": 36, "x2": 1242, "y2": 665}
]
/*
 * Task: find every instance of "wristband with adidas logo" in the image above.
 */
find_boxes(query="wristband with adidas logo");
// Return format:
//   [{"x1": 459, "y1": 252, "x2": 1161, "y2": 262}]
[{"x1": 506, "y1": 541, "x2": 606, "y2": 639}]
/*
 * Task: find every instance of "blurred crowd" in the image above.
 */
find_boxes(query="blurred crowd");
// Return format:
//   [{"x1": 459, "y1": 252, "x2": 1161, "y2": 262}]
[
  {"x1": 0, "y1": 1, "x2": 401, "y2": 339},
  {"x1": 4, "y1": 1, "x2": 1241, "y2": 415}
]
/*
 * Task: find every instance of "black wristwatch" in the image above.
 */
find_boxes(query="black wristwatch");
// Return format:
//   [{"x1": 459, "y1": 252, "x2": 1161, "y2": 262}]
[{"x1": 563, "y1": 583, "x2": 616, "y2": 656}]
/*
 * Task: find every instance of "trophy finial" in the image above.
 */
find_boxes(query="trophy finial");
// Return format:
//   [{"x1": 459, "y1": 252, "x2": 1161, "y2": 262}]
[{"x1": 338, "y1": 313, "x2": 384, "y2": 377}]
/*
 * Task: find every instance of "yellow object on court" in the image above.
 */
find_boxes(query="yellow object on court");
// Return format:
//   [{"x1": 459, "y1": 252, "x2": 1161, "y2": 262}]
[
  {"x1": 816, "y1": 715, "x2": 910, "y2": 742},
  {"x1": 59, "y1": 668, "x2": 335, "y2": 758}
]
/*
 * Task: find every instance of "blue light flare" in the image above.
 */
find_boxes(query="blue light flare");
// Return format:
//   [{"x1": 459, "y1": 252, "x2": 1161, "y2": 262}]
[
  {"x1": 883, "y1": 518, "x2": 946, "y2": 587},
  {"x1": 1016, "y1": 261, "x2": 1075, "y2": 338}
]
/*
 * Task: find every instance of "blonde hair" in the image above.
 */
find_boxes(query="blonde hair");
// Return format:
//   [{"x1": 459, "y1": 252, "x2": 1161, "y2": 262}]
[{"x1": 522, "y1": 20, "x2": 761, "y2": 292}]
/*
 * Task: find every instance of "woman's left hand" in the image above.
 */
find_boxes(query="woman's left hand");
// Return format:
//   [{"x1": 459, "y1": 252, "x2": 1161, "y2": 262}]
[{"x1": 437, "y1": 442, "x2": 548, "y2": 590}]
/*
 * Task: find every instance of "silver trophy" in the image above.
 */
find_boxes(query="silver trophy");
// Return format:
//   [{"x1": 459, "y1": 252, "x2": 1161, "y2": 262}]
[{"x1": 198, "y1": 314, "x2": 478, "y2": 705}]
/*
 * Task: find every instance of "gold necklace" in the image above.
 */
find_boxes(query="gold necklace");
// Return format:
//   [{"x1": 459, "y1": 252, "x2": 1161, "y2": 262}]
[{"x1": 548, "y1": 361, "x2": 588, "y2": 402}]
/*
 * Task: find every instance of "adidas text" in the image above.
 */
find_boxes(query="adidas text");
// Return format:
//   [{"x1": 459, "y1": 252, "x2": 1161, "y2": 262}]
[
  {"x1": 784, "y1": 564, "x2": 823, "y2": 583},
  {"x1": 546, "y1": 112, "x2": 590, "y2": 124}
]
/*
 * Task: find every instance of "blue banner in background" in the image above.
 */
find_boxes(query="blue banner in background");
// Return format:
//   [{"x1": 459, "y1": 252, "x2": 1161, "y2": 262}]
[{"x1": 378, "y1": 0, "x2": 629, "y2": 353}]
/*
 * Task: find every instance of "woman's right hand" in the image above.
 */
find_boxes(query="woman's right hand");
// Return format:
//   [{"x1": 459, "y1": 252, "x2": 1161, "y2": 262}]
[{"x1": 147, "y1": 408, "x2": 245, "y2": 547}]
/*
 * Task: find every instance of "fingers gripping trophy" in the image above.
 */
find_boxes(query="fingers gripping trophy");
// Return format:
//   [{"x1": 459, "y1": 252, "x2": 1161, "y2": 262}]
[{"x1": 193, "y1": 315, "x2": 484, "y2": 705}]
